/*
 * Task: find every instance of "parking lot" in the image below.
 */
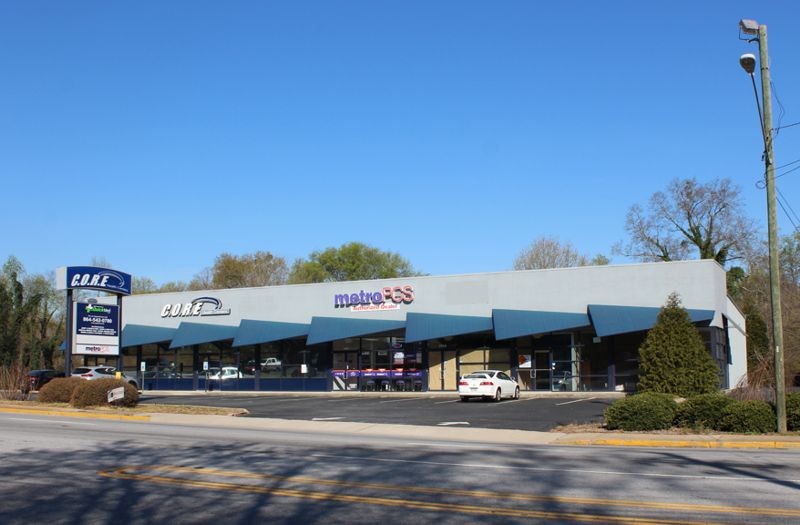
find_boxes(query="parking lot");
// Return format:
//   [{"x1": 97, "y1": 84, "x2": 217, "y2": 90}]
[{"x1": 139, "y1": 393, "x2": 615, "y2": 432}]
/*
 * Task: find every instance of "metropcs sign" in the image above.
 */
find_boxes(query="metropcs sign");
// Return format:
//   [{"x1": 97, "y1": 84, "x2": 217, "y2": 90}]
[{"x1": 334, "y1": 285, "x2": 414, "y2": 311}]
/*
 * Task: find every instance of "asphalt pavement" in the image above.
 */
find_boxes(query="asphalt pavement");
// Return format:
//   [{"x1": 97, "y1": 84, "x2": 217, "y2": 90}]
[{"x1": 137, "y1": 390, "x2": 617, "y2": 432}]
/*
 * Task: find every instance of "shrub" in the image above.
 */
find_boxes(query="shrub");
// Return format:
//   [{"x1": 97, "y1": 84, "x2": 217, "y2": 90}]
[
  {"x1": 720, "y1": 400, "x2": 776, "y2": 434},
  {"x1": 70, "y1": 378, "x2": 139, "y2": 408},
  {"x1": 1, "y1": 365, "x2": 27, "y2": 400},
  {"x1": 787, "y1": 392, "x2": 800, "y2": 432},
  {"x1": 675, "y1": 393, "x2": 735, "y2": 430},
  {"x1": 38, "y1": 377, "x2": 86, "y2": 403},
  {"x1": 637, "y1": 293, "x2": 720, "y2": 397},
  {"x1": 604, "y1": 392, "x2": 678, "y2": 431}
]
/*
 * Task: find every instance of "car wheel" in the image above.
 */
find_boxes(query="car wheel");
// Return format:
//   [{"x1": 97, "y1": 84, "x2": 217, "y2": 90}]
[
  {"x1": 494, "y1": 388, "x2": 502, "y2": 402},
  {"x1": 460, "y1": 396, "x2": 469, "y2": 402},
  {"x1": 514, "y1": 386, "x2": 520, "y2": 399}
]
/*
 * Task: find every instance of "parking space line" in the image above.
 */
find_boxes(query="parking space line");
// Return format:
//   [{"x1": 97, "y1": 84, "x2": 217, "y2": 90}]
[
  {"x1": 378, "y1": 398, "x2": 420, "y2": 404},
  {"x1": 433, "y1": 399, "x2": 459, "y2": 404},
  {"x1": 556, "y1": 397, "x2": 597, "y2": 406}
]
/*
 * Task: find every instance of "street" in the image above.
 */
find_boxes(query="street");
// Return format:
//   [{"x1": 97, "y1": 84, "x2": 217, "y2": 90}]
[{"x1": 1, "y1": 412, "x2": 799, "y2": 524}]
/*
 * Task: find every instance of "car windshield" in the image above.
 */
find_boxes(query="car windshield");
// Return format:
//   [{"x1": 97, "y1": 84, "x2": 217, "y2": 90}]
[{"x1": 73, "y1": 368, "x2": 91, "y2": 374}]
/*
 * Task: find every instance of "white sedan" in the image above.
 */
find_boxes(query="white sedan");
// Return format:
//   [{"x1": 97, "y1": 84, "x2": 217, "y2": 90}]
[
  {"x1": 208, "y1": 366, "x2": 243, "y2": 380},
  {"x1": 458, "y1": 370, "x2": 520, "y2": 402}
]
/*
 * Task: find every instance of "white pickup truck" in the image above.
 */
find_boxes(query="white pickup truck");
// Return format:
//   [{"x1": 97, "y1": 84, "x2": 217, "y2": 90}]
[{"x1": 261, "y1": 357, "x2": 282, "y2": 370}]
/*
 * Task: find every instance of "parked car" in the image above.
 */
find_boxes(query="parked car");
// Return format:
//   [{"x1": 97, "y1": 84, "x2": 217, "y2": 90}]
[
  {"x1": 21, "y1": 369, "x2": 65, "y2": 394},
  {"x1": 458, "y1": 370, "x2": 520, "y2": 402},
  {"x1": 207, "y1": 366, "x2": 242, "y2": 380},
  {"x1": 243, "y1": 360, "x2": 258, "y2": 375},
  {"x1": 261, "y1": 357, "x2": 282, "y2": 370},
  {"x1": 72, "y1": 366, "x2": 139, "y2": 389}
]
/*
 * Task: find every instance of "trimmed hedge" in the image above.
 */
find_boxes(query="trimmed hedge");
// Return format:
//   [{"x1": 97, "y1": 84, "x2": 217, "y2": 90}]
[
  {"x1": 787, "y1": 392, "x2": 800, "y2": 432},
  {"x1": 720, "y1": 400, "x2": 776, "y2": 434},
  {"x1": 70, "y1": 378, "x2": 139, "y2": 408},
  {"x1": 675, "y1": 393, "x2": 735, "y2": 431},
  {"x1": 604, "y1": 392, "x2": 678, "y2": 431},
  {"x1": 38, "y1": 377, "x2": 86, "y2": 403}
]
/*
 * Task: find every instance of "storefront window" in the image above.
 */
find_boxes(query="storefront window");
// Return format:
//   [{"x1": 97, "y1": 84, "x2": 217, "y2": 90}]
[{"x1": 458, "y1": 347, "x2": 511, "y2": 377}]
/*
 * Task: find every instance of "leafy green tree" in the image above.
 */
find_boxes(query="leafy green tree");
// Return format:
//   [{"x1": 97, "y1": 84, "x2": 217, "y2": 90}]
[
  {"x1": 289, "y1": 242, "x2": 419, "y2": 283},
  {"x1": 637, "y1": 293, "x2": 720, "y2": 397}
]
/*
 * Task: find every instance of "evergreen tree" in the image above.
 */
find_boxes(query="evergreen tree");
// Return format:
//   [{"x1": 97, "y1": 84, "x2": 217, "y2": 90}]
[{"x1": 638, "y1": 293, "x2": 720, "y2": 396}]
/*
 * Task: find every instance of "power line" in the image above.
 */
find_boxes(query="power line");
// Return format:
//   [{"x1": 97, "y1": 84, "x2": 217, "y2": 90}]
[
  {"x1": 775, "y1": 120, "x2": 800, "y2": 132},
  {"x1": 776, "y1": 189, "x2": 800, "y2": 232}
]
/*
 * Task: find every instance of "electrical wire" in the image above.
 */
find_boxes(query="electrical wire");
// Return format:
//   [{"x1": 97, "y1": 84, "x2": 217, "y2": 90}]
[
  {"x1": 776, "y1": 190, "x2": 800, "y2": 232},
  {"x1": 777, "y1": 158, "x2": 800, "y2": 170},
  {"x1": 775, "y1": 120, "x2": 800, "y2": 132},
  {"x1": 755, "y1": 161, "x2": 800, "y2": 189},
  {"x1": 771, "y1": 80, "x2": 786, "y2": 132}
]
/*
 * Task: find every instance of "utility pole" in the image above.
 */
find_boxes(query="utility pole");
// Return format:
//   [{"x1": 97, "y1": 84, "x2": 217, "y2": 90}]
[
  {"x1": 741, "y1": 20, "x2": 786, "y2": 433},
  {"x1": 758, "y1": 25, "x2": 787, "y2": 433}
]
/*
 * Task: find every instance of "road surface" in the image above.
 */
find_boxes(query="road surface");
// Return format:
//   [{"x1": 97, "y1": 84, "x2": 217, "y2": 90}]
[{"x1": 1, "y1": 412, "x2": 799, "y2": 524}]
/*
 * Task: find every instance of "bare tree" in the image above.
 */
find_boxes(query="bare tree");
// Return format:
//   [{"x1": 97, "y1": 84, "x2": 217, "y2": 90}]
[
  {"x1": 513, "y1": 236, "x2": 599, "y2": 270},
  {"x1": 616, "y1": 178, "x2": 757, "y2": 265}
]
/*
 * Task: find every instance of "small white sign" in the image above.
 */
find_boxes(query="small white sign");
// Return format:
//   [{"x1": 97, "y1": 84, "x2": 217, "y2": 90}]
[
  {"x1": 107, "y1": 386, "x2": 125, "y2": 403},
  {"x1": 74, "y1": 344, "x2": 119, "y2": 356},
  {"x1": 140, "y1": 361, "x2": 146, "y2": 372}
]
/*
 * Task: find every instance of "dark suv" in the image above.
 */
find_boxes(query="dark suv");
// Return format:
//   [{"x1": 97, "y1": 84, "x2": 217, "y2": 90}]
[{"x1": 21, "y1": 369, "x2": 65, "y2": 394}]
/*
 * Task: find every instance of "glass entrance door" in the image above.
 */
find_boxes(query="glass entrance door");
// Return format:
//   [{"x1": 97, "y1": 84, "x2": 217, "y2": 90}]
[{"x1": 532, "y1": 350, "x2": 552, "y2": 390}]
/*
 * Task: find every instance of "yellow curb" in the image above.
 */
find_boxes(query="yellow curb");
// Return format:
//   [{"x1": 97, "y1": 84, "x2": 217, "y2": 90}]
[
  {"x1": 559, "y1": 438, "x2": 800, "y2": 449},
  {"x1": 0, "y1": 406, "x2": 150, "y2": 422}
]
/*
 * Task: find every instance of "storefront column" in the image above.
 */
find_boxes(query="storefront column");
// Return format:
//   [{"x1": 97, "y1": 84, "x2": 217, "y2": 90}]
[
  {"x1": 254, "y1": 344, "x2": 262, "y2": 390},
  {"x1": 607, "y1": 339, "x2": 616, "y2": 391},
  {"x1": 136, "y1": 345, "x2": 143, "y2": 387},
  {"x1": 192, "y1": 345, "x2": 199, "y2": 391}
]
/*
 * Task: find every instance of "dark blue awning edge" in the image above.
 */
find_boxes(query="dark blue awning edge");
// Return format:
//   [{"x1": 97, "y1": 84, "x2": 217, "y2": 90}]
[
  {"x1": 492, "y1": 309, "x2": 590, "y2": 340},
  {"x1": 168, "y1": 322, "x2": 239, "y2": 349},
  {"x1": 588, "y1": 304, "x2": 715, "y2": 337},
  {"x1": 121, "y1": 324, "x2": 177, "y2": 348},
  {"x1": 307, "y1": 317, "x2": 406, "y2": 345},
  {"x1": 233, "y1": 319, "x2": 310, "y2": 347},
  {"x1": 404, "y1": 312, "x2": 493, "y2": 343}
]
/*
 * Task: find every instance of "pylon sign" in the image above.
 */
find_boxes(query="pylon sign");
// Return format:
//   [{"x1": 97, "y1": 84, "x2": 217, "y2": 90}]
[{"x1": 56, "y1": 266, "x2": 132, "y2": 371}]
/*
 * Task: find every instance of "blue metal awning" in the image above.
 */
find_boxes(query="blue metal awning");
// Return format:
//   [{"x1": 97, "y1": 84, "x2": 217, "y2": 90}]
[
  {"x1": 306, "y1": 317, "x2": 406, "y2": 345},
  {"x1": 588, "y1": 304, "x2": 715, "y2": 337},
  {"x1": 233, "y1": 320, "x2": 310, "y2": 347},
  {"x1": 121, "y1": 324, "x2": 177, "y2": 348},
  {"x1": 169, "y1": 322, "x2": 238, "y2": 349},
  {"x1": 492, "y1": 309, "x2": 590, "y2": 340},
  {"x1": 404, "y1": 313, "x2": 493, "y2": 343}
]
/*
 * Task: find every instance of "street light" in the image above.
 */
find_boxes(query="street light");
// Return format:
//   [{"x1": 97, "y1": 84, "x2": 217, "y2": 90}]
[{"x1": 739, "y1": 19, "x2": 787, "y2": 433}]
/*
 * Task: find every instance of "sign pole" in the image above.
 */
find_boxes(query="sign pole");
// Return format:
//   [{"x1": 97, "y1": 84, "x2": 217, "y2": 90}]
[{"x1": 65, "y1": 289, "x2": 73, "y2": 376}]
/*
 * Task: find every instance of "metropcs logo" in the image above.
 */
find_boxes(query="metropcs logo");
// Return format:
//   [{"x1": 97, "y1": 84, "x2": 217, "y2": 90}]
[
  {"x1": 334, "y1": 285, "x2": 414, "y2": 311},
  {"x1": 160, "y1": 297, "x2": 232, "y2": 318}
]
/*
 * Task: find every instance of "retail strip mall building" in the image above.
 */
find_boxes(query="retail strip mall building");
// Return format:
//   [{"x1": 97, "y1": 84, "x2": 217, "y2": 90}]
[{"x1": 101, "y1": 259, "x2": 746, "y2": 392}]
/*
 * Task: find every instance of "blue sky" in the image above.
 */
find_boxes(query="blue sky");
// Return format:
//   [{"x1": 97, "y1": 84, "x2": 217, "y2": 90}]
[{"x1": 2, "y1": 1, "x2": 800, "y2": 284}]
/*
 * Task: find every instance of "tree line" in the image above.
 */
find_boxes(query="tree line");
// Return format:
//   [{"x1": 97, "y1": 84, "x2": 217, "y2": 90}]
[{"x1": 2, "y1": 177, "x2": 799, "y2": 388}]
